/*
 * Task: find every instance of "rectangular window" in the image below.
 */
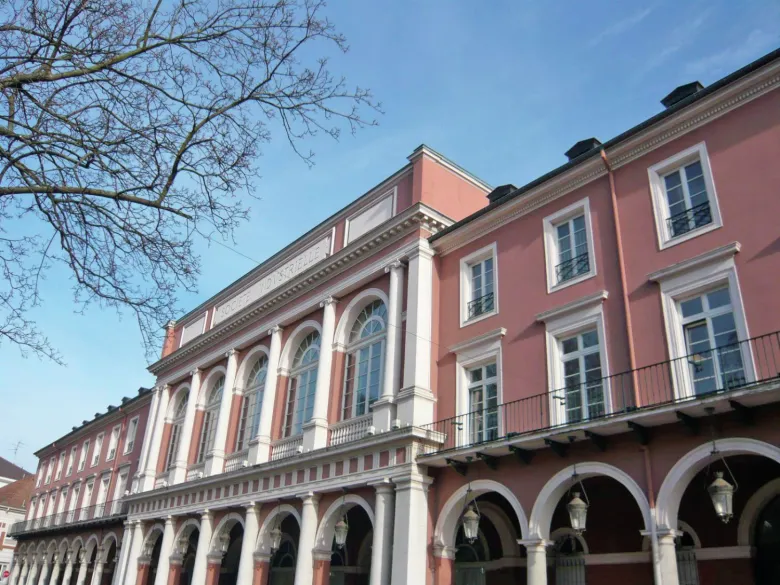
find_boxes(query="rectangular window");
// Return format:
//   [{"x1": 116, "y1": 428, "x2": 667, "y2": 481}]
[
  {"x1": 543, "y1": 198, "x2": 596, "y2": 292},
  {"x1": 680, "y1": 287, "x2": 745, "y2": 395},
  {"x1": 468, "y1": 363, "x2": 499, "y2": 443},
  {"x1": 79, "y1": 481, "x2": 94, "y2": 520},
  {"x1": 284, "y1": 369, "x2": 318, "y2": 437},
  {"x1": 106, "y1": 426, "x2": 121, "y2": 461},
  {"x1": 78, "y1": 440, "x2": 90, "y2": 471},
  {"x1": 460, "y1": 243, "x2": 499, "y2": 326},
  {"x1": 55, "y1": 452, "x2": 66, "y2": 481},
  {"x1": 342, "y1": 340, "x2": 384, "y2": 420},
  {"x1": 196, "y1": 412, "x2": 217, "y2": 464},
  {"x1": 558, "y1": 329, "x2": 606, "y2": 423},
  {"x1": 66, "y1": 484, "x2": 80, "y2": 523},
  {"x1": 165, "y1": 425, "x2": 181, "y2": 471},
  {"x1": 648, "y1": 142, "x2": 722, "y2": 249},
  {"x1": 66, "y1": 446, "x2": 77, "y2": 476},
  {"x1": 95, "y1": 475, "x2": 110, "y2": 517},
  {"x1": 44, "y1": 457, "x2": 55, "y2": 484},
  {"x1": 124, "y1": 417, "x2": 139, "y2": 454},
  {"x1": 91, "y1": 433, "x2": 104, "y2": 467}
]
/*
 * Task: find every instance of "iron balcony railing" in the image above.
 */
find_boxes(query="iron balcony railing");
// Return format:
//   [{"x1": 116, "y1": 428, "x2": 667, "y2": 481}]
[
  {"x1": 668, "y1": 201, "x2": 712, "y2": 237},
  {"x1": 8, "y1": 499, "x2": 128, "y2": 537},
  {"x1": 467, "y1": 292, "x2": 495, "y2": 320},
  {"x1": 419, "y1": 331, "x2": 780, "y2": 455},
  {"x1": 555, "y1": 252, "x2": 590, "y2": 283}
]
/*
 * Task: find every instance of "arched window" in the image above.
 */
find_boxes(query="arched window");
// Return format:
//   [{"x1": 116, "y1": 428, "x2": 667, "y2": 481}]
[
  {"x1": 196, "y1": 376, "x2": 224, "y2": 463},
  {"x1": 283, "y1": 332, "x2": 320, "y2": 437},
  {"x1": 235, "y1": 356, "x2": 268, "y2": 451},
  {"x1": 165, "y1": 393, "x2": 189, "y2": 470},
  {"x1": 342, "y1": 300, "x2": 387, "y2": 420}
]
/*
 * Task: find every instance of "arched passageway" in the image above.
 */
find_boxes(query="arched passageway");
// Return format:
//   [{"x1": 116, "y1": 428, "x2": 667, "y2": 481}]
[
  {"x1": 217, "y1": 523, "x2": 243, "y2": 585},
  {"x1": 178, "y1": 528, "x2": 199, "y2": 585},
  {"x1": 269, "y1": 515, "x2": 299, "y2": 585},
  {"x1": 100, "y1": 541, "x2": 117, "y2": 585},
  {"x1": 329, "y1": 506, "x2": 372, "y2": 585}
]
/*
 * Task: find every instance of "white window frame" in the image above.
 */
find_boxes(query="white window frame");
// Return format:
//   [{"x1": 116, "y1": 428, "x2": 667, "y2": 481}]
[
  {"x1": 55, "y1": 452, "x2": 65, "y2": 481},
  {"x1": 459, "y1": 242, "x2": 499, "y2": 327},
  {"x1": 106, "y1": 425, "x2": 121, "y2": 462},
  {"x1": 78, "y1": 440, "x2": 90, "y2": 472},
  {"x1": 66, "y1": 483, "x2": 80, "y2": 523},
  {"x1": 539, "y1": 292, "x2": 611, "y2": 426},
  {"x1": 66, "y1": 446, "x2": 77, "y2": 476},
  {"x1": 91, "y1": 433, "x2": 104, "y2": 467},
  {"x1": 648, "y1": 142, "x2": 723, "y2": 250},
  {"x1": 543, "y1": 197, "x2": 597, "y2": 294},
  {"x1": 652, "y1": 244, "x2": 753, "y2": 399},
  {"x1": 44, "y1": 457, "x2": 54, "y2": 484},
  {"x1": 124, "y1": 416, "x2": 140, "y2": 455},
  {"x1": 451, "y1": 328, "x2": 505, "y2": 447}
]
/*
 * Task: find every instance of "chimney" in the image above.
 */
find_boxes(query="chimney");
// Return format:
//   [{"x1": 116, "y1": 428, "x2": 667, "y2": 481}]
[
  {"x1": 564, "y1": 138, "x2": 602, "y2": 161},
  {"x1": 486, "y1": 184, "x2": 516, "y2": 203},
  {"x1": 661, "y1": 81, "x2": 704, "y2": 108}
]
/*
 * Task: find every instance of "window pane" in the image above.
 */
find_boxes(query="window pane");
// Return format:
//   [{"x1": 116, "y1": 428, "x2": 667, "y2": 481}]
[
  {"x1": 581, "y1": 330, "x2": 599, "y2": 348},
  {"x1": 562, "y1": 337, "x2": 578, "y2": 354},
  {"x1": 712, "y1": 312, "x2": 738, "y2": 346},
  {"x1": 680, "y1": 296, "x2": 703, "y2": 318},
  {"x1": 485, "y1": 363, "x2": 497, "y2": 378},
  {"x1": 470, "y1": 368, "x2": 483, "y2": 383},
  {"x1": 706, "y1": 288, "x2": 731, "y2": 310}
]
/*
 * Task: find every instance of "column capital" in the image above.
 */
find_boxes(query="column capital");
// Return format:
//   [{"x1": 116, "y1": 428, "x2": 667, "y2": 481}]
[
  {"x1": 225, "y1": 349, "x2": 236, "y2": 359},
  {"x1": 407, "y1": 240, "x2": 435, "y2": 261},
  {"x1": 190, "y1": 368, "x2": 200, "y2": 377},
  {"x1": 267, "y1": 325, "x2": 283, "y2": 336},
  {"x1": 517, "y1": 538, "x2": 552, "y2": 551},
  {"x1": 369, "y1": 478, "x2": 394, "y2": 494},
  {"x1": 244, "y1": 501, "x2": 258, "y2": 512},
  {"x1": 312, "y1": 549, "x2": 331, "y2": 562},
  {"x1": 165, "y1": 320, "x2": 177, "y2": 330},
  {"x1": 432, "y1": 544, "x2": 456, "y2": 559},
  {"x1": 297, "y1": 491, "x2": 321, "y2": 505},
  {"x1": 647, "y1": 528, "x2": 682, "y2": 543},
  {"x1": 319, "y1": 296, "x2": 338, "y2": 308},
  {"x1": 201, "y1": 508, "x2": 213, "y2": 519},
  {"x1": 253, "y1": 552, "x2": 271, "y2": 563},
  {"x1": 384, "y1": 259, "x2": 405, "y2": 274}
]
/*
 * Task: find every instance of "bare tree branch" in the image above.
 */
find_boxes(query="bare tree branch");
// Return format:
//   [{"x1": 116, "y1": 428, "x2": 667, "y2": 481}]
[{"x1": 0, "y1": 0, "x2": 379, "y2": 361}]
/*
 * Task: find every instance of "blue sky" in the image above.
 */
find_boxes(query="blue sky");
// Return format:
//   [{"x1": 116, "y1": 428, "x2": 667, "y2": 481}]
[{"x1": 2, "y1": 0, "x2": 778, "y2": 473}]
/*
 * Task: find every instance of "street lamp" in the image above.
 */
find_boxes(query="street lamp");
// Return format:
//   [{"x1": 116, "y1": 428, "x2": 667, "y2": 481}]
[
  {"x1": 216, "y1": 533, "x2": 230, "y2": 555},
  {"x1": 708, "y1": 470, "x2": 736, "y2": 523},
  {"x1": 459, "y1": 485, "x2": 481, "y2": 544},
  {"x1": 567, "y1": 467, "x2": 590, "y2": 534},
  {"x1": 334, "y1": 491, "x2": 349, "y2": 549}
]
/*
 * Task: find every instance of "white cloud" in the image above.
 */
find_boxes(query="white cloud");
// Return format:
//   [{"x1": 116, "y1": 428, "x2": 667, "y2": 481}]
[
  {"x1": 587, "y1": 7, "x2": 654, "y2": 48},
  {"x1": 684, "y1": 29, "x2": 780, "y2": 79}
]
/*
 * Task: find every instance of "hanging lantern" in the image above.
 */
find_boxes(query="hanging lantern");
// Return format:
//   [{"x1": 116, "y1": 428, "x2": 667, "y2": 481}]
[
  {"x1": 708, "y1": 471, "x2": 735, "y2": 523},
  {"x1": 462, "y1": 505, "x2": 480, "y2": 544},
  {"x1": 217, "y1": 533, "x2": 230, "y2": 555},
  {"x1": 334, "y1": 516, "x2": 349, "y2": 549},
  {"x1": 269, "y1": 526, "x2": 283, "y2": 553},
  {"x1": 175, "y1": 536, "x2": 189, "y2": 557},
  {"x1": 567, "y1": 492, "x2": 588, "y2": 533}
]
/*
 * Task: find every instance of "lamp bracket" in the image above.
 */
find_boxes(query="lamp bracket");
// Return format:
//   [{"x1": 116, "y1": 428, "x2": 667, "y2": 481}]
[
  {"x1": 545, "y1": 438, "x2": 569, "y2": 458},
  {"x1": 627, "y1": 421, "x2": 651, "y2": 445},
  {"x1": 676, "y1": 411, "x2": 700, "y2": 435},
  {"x1": 446, "y1": 458, "x2": 468, "y2": 476},
  {"x1": 584, "y1": 430, "x2": 607, "y2": 452},
  {"x1": 475, "y1": 452, "x2": 499, "y2": 470},
  {"x1": 508, "y1": 445, "x2": 534, "y2": 465},
  {"x1": 729, "y1": 400, "x2": 755, "y2": 426}
]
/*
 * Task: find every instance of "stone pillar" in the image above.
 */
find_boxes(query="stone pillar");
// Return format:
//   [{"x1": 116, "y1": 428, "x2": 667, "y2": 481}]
[
  {"x1": 250, "y1": 326, "x2": 284, "y2": 465},
  {"x1": 134, "y1": 560, "x2": 150, "y2": 585},
  {"x1": 294, "y1": 492, "x2": 320, "y2": 585},
  {"x1": 172, "y1": 370, "x2": 201, "y2": 484},
  {"x1": 190, "y1": 510, "x2": 213, "y2": 585},
  {"x1": 373, "y1": 261, "x2": 404, "y2": 432},
  {"x1": 73, "y1": 558, "x2": 87, "y2": 585},
  {"x1": 205, "y1": 350, "x2": 239, "y2": 475},
  {"x1": 203, "y1": 555, "x2": 222, "y2": 585},
  {"x1": 139, "y1": 386, "x2": 169, "y2": 492},
  {"x1": 519, "y1": 539, "x2": 550, "y2": 585},
  {"x1": 88, "y1": 554, "x2": 104, "y2": 585},
  {"x1": 236, "y1": 503, "x2": 259, "y2": 585},
  {"x1": 27, "y1": 559, "x2": 40, "y2": 585},
  {"x1": 251, "y1": 554, "x2": 270, "y2": 585},
  {"x1": 304, "y1": 298, "x2": 337, "y2": 451},
  {"x1": 369, "y1": 481, "x2": 395, "y2": 585},
  {"x1": 390, "y1": 475, "x2": 431, "y2": 585},
  {"x1": 432, "y1": 548, "x2": 454, "y2": 585},
  {"x1": 123, "y1": 522, "x2": 145, "y2": 585},
  {"x1": 10, "y1": 558, "x2": 22, "y2": 585},
  {"x1": 311, "y1": 551, "x2": 330, "y2": 585},
  {"x1": 153, "y1": 517, "x2": 176, "y2": 585},
  {"x1": 396, "y1": 242, "x2": 436, "y2": 426},
  {"x1": 113, "y1": 522, "x2": 132, "y2": 585},
  {"x1": 36, "y1": 558, "x2": 50, "y2": 585},
  {"x1": 166, "y1": 555, "x2": 183, "y2": 585},
  {"x1": 59, "y1": 556, "x2": 75, "y2": 585},
  {"x1": 656, "y1": 530, "x2": 681, "y2": 585},
  {"x1": 47, "y1": 559, "x2": 61, "y2": 585},
  {"x1": 18, "y1": 561, "x2": 30, "y2": 585}
]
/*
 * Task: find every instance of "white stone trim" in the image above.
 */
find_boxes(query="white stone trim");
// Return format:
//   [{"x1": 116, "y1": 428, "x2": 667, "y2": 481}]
[
  {"x1": 694, "y1": 546, "x2": 752, "y2": 560},
  {"x1": 448, "y1": 327, "x2": 507, "y2": 354},
  {"x1": 209, "y1": 512, "x2": 245, "y2": 551},
  {"x1": 255, "y1": 504, "x2": 301, "y2": 555},
  {"x1": 647, "y1": 142, "x2": 723, "y2": 250},
  {"x1": 528, "y1": 462, "x2": 651, "y2": 539},
  {"x1": 535, "y1": 290, "x2": 608, "y2": 323},
  {"x1": 196, "y1": 366, "x2": 228, "y2": 408},
  {"x1": 343, "y1": 187, "x2": 398, "y2": 247},
  {"x1": 542, "y1": 196, "x2": 597, "y2": 293},
  {"x1": 278, "y1": 320, "x2": 322, "y2": 377},
  {"x1": 459, "y1": 242, "x2": 499, "y2": 327},
  {"x1": 332, "y1": 288, "x2": 390, "y2": 351},
  {"x1": 648, "y1": 241, "x2": 740, "y2": 282},
  {"x1": 452, "y1": 328, "x2": 505, "y2": 433},
  {"x1": 313, "y1": 494, "x2": 375, "y2": 551},
  {"x1": 235, "y1": 345, "x2": 271, "y2": 392},
  {"x1": 656, "y1": 437, "x2": 780, "y2": 530},
  {"x1": 737, "y1": 477, "x2": 780, "y2": 546}
]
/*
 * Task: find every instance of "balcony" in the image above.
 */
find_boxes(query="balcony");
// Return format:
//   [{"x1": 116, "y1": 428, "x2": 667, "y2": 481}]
[
  {"x1": 186, "y1": 462, "x2": 205, "y2": 481},
  {"x1": 225, "y1": 450, "x2": 249, "y2": 473},
  {"x1": 467, "y1": 292, "x2": 494, "y2": 320},
  {"x1": 270, "y1": 435, "x2": 303, "y2": 461},
  {"x1": 668, "y1": 201, "x2": 712, "y2": 237},
  {"x1": 8, "y1": 499, "x2": 128, "y2": 537},
  {"x1": 555, "y1": 252, "x2": 590, "y2": 284},
  {"x1": 329, "y1": 414, "x2": 374, "y2": 447},
  {"x1": 419, "y1": 332, "x2": 780, "y2": 458}
]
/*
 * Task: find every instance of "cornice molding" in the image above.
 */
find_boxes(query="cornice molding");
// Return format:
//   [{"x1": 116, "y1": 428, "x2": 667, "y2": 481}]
[
  {"x1": 448, "y1": 327, "x2": 507, "y2": 354},
  {"x1": 433, "y1": 62, "x2": 780, "y2": 256},
  {"x1": 535, "y1": 290, "x2": 609, "y2": 323},
  {"x1": 647, "y1": 241, "x2": 741, "y2": 282},
  {"x1": 150, "y1": 205, "x2": 451, "y2": 376}
]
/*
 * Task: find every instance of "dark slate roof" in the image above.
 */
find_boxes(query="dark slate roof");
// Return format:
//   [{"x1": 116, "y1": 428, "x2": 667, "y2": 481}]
[
  {"x1": 0, "y1": 456, "x2": 30, "y2": 481},
  {"x1": 0, "y1": 475, "x2": 35, "y2": 509},
  {"x1": 430, "y1": 46, "x2": 780, "y2": 243},
  {"x1": 661, "y1": 81, "x2": 705, "y2": 108}
]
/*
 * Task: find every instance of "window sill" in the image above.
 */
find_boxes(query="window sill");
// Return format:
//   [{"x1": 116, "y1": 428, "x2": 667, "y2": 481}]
[
  {"x1": 658, "y1": 222, "x2": 721, "y2": 250},
  {"x1": 547, "y1": 270, "x2": 596, "y2": 294},
  {"x1": 460, "y1": 309, "x2": 498, "y2": 329}
]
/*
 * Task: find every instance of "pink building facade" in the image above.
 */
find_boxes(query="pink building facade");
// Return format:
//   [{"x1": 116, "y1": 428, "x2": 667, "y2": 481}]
[{"x1": 9, "y1": 47, "x2": 780, "y2": 585}]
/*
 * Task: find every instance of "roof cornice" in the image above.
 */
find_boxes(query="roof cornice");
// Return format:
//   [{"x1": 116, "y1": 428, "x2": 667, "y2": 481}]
[
  {"x1": 432, "y1": 54, "x2": 780, "y2": 255},
  {"x1": 149, "y1": 204, "x2": 452, "y2": 375},
  {"x1": 408, "y1": 144, "x2": 493, "y2": 193}
]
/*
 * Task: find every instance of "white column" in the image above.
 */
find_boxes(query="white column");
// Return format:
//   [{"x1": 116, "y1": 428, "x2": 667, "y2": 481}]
[
  {"x1": 656, "y1": 530, "x2": 680, "y2": 585},
  {"x1": 293, "y1": 493, "x2": 319, "y2": 585},
  {"x1": 152, "y1": 517, "x2": 175, "y2": 585},
  {"x1": 390, "y1": 475, "x2": 431, "y2": 585},
  {"x1": 303, "y1": 298, "x2": 337, "y2": 451},
  {"x1": 18, "y1": 561, "x2": 29, "y2": 585},
  {"x1": 190, "y1": 510, "x2": 213, "y2": 585},
  {"x1": 205, "y1": 350, "x2": 239, "y2": 475},
  {"x1": 520, "y1": 539, "x2": 550, "y2": 585},
  {"x1": 369, "y1": 480, "x2": 395, "y2": 585},
  {"x1": 10, "y1": 558, "x2": 22, "y2": 585},
  {"x1": 112, "y1": 522, "x2": 132, "y2": 585},
  {"x1": 47, "y1": 558, "x2": 61, "y2": 585},
  {"x1": 172, "y1": 370, "x2": 201, "y2": 484},
  {"x1": 373, "y1": 261, "x2": 405, "y2": 432},
  {"x1": 397, "y1": 242, "x2": 436, "y2": 426},
  {"x1": 250, "y1": 326, "x2": 283, "y2": 465},
  {"x1": 36, "y1": 559, "x2": 50, "y2": 585},
  {"x1": 59, "y1": 558, "x2": 74, "y2": 585},
  {"x1": 235, "y1": 503, "x2": 259, "y2": 585},
  {"x1": 26, "y1": 561, "x2": 38, "y2": 585},
  {"x1": 73, "y1": 559, "x2": 87, "y2": 585},
  {"x1": 122, "y1": 522, "x2": 144, "y2": 585},
  {"x1": 139, "y1": 386, "x2": 170, "y2": 492},
  {"x1": 88, "y1": 552, "x2": 104, "y2": 585}
]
